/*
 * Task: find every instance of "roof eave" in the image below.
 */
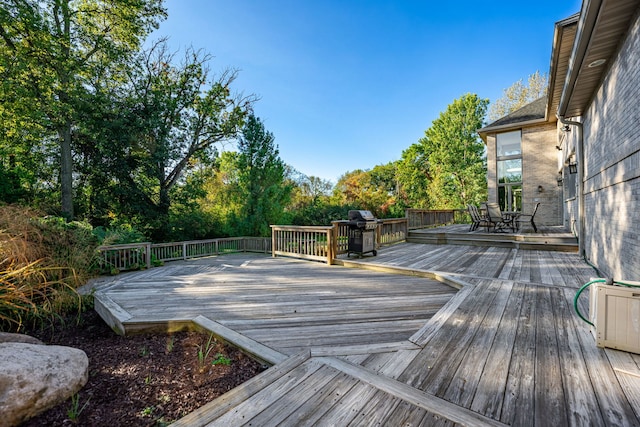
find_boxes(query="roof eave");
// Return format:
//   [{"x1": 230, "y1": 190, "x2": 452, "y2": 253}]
[
  {"x1": 478, "y1": 117, "x2": 549, "y2": 142},
  {"x1": 557, "y1": 0, "x2": 603, "y2": 118},
  {"x1": 557, "y1": 0, "x2": 640, "y2": 118}
]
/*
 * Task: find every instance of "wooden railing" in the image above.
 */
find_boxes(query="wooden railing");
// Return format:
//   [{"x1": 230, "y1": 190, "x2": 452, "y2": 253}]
[
  {"x1": 98, "y1": 242, "x2": 152, "y2": 273},
  {"x1": 98, "y1": 236, "x2": 271, "y2": 273},
  {"x1": 98, "y1": 210, "x2": 463, "y2": 271},
  {"x1": 406, "y1": 209, "x2": 458, "y2": 229},
  {"x1": 378, "y1": 218, "x2": 408, "y2": 245},
  {"x1": 270, "y1": 225, "x2": 335, "y2": 265}
]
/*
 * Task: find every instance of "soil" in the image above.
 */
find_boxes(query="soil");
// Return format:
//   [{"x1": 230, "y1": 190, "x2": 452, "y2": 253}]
[{"x1": 22, "y1": 310, "x2": 268, "y2": 426}]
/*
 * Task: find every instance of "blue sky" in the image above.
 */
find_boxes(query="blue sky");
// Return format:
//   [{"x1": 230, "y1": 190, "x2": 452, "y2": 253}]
[{"x1": 151, "y1": 0, "x2": 582, "y2": 183}]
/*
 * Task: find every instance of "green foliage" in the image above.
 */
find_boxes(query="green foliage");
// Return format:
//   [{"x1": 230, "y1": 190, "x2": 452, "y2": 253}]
[
  {"x1": 0, "y1": 206, "x2": 98, "y2": 332},
  {"x1": 73, "y1": 41, "x2": 255, "y2": 240},
  {"x1": 67, "y1": 393, "x2": 91, "y2": 423},
  {"x1": 331, "y1": 163, "x2": 406, "y2": 218},
  {"x1": 399, "y1": 94, "x2": 489, "y2": 209},
  {"x1": 212, "y1": 353, "x2": 232, "y2": 366},
  {"x1": 0, "y1": 158, "x2": 29, "y2": 203},
  {"x1": 33, "y1": 216, "x2": 100, "y2": 277},
  {"x1": 92, "y1": 224, "x2": 147, "y2": 246},
  {"x1": 397, "y1": 144, "x2": 433, "y2": 209},
  {"x1": 197, "y1": 333, "x2": 217, "y2": 369},
  {"x1": 234, "y1": 115, "x2": 291, "y2": 236},
  {"x1": 488, "y1": 71, "x2": 548, "y2": 121},
  {"x1": 0, "y1": 0, "x2": 167, "y2": 217}
]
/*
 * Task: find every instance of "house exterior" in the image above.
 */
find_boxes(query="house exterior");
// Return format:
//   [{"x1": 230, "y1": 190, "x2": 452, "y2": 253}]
[
  {"x1": 481, "y1": 0, "x2": 640, "y2": 280},
  {"x1": 478, "y1": 96, "x2": 564, "y2": 228}
]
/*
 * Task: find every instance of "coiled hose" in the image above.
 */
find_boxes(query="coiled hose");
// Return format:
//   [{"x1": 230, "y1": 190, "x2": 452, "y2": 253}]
[{"x1": 574, "y1": 278, "x2": 640, "y2": 326}]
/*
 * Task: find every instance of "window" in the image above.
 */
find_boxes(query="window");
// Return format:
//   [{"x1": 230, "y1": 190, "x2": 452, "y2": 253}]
[
  {"x1": 496, "y1": 130, "x2": 522, "y2": 212},
  {"x1": 496, "y1": 130, "x2": 522, "y2": 157}
]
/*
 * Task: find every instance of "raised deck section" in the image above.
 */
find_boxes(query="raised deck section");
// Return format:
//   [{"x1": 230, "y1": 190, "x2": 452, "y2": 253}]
[{"x1": 408, "y1": 224, "x2": 578, "y2": 252}]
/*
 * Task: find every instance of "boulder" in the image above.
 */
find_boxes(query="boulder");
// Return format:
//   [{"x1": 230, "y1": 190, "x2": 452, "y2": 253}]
[
  {"x1": 0, "y1": 342, "x2": 89, "y2": 426},
  {"x1": 0, "y1": 332, "x2": 43, "y2": 345}
]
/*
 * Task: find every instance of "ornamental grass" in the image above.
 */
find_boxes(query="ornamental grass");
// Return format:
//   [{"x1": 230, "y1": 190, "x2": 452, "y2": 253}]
[{"x1": 0, "y1": 205, "x2": 97, "y2": 332}]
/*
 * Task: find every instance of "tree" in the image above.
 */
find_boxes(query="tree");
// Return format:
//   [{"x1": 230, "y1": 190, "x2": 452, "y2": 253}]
[
  {"x1": 396, "y1": 143, "x2": 432, "y2": 209},
  {"x1": 74, "y1": 42, "x2": 255, "y2": 239},
  {"x1": 235, "y1": 115, "x2": 291, "y2": 236},
  {"x1": 402, "y1": 93, "x2": 488, "y2": 209},
  {"x1": 331, "y1": 163, "x2": 402, "y2": 218},
  {"x1": 488, "y1": 71, "x2": 548, "y2": 121},
  {"x1": 196, "y1": 151, "x2": 243, "y2": 237},
  {"x1": 0, "y1": 0, "x2": 166, "y2": 217}
]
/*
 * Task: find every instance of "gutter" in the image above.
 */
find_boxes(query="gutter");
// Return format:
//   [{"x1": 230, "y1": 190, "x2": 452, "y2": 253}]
[{"x1": 557, "y1": 115, "x2": 585, "y2": 258}]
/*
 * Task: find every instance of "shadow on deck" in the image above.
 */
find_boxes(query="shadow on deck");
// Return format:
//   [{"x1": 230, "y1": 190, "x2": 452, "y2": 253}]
[{"x1": 90, "y1": 237, "x2": 640, "y2": 426}]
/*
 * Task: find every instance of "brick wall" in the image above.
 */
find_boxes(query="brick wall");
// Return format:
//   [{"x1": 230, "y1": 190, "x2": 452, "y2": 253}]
[
  {"x1": 484, "y1": 123, "x2": 563, "y2": 225},
  {"x1": 522, "y1": 123, "x2": 563, "y2": 225},
  {"x1": 578, "y1": 10, "x2": 640, "y2": 279}
]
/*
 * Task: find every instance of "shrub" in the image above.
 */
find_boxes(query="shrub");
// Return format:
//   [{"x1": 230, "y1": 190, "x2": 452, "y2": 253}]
[
  {"x1": 93, "y1": 223, "x2": 147, "y2": 246},
  {"x1": 0, "y1": 205, "x2": 97, "y2": 332}
]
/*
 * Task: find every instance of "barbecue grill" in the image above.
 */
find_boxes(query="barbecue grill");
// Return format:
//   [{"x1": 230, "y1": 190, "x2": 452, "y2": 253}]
[{"x1": 345, "y1": 210, "x2": 380, "y2": 257}]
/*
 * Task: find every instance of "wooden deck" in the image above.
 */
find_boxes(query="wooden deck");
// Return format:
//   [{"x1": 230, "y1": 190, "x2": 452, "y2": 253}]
[
  {"x1": 90, "y1": 240, "x2": 640, "y2": 426},
  {"x1": 408, "y1": 224, "x2": 578, "y2": 252}
]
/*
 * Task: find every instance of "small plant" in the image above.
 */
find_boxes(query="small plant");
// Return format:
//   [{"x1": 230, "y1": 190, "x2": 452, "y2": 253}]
[
  {"x1": 212, "y1": 353, "x2": 232, "y2": 366},
  {"x1": 165, "y1": 336, "x2": 175, "y2": 353},
  {"x1": 197, "y1": 333, "x2": 216, "y2": 368},
  {"x1": 139, "y1": 346, "x2": 150, "y2": 357},
  {"x1": 67, "y1": 393, "x2": 90, "y2": 423},
  {"x1": 144, "y1": 374, "x2": 152, "y2": 385},
  {"x1": 140, "y1": 406, "x2": 155, "y2": 417}
]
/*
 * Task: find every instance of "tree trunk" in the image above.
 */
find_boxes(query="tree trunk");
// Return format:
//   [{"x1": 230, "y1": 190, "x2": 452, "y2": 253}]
[{"x1": 59, "y1": 123, "x2": 74, "y2": 218}]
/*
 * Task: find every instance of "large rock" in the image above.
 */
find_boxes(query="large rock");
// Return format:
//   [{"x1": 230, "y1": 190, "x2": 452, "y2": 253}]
[
  {"x1": 0, "y1": 332, "x2": 43, "y2": 345},
  {"x1": 0, "y1": 342, "x2": 89, "y2": 426}
]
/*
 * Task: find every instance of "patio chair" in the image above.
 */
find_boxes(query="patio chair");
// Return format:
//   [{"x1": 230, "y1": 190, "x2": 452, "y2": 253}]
[
  {"x1": 516, "y1": 202, "x2": 540, "y2": 232},
  {"x1": 485, "y1": 202, "x2": 517, "y2": 233},
  {"x1": 467, "y1": 204, "x2": 490, "y2": 232}
]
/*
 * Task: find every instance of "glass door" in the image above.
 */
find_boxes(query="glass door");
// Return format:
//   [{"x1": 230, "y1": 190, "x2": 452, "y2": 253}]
[{"x1": 498, "y1": 184, "x2": 522, "y2": 212}]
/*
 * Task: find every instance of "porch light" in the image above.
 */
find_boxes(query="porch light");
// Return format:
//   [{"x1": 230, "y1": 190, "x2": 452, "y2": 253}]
[
  {"x1": 569, "y1": 162, "x2": 578, "y2": 174},
  {"x1": 557, "y1": 176, "x2": 563, "y2": 187}
]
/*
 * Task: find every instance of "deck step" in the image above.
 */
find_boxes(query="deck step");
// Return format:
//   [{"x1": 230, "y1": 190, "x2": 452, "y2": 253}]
[{"x1": 407, "y1": 231, "x2": 578, "y2": 252}]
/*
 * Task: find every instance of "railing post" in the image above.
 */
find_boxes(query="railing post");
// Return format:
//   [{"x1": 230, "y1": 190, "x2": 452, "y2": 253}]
[
  {"x1": 271, "y1": 226, "x2": 276, "y2": 258},
  {"x1": 327, "y1": 228, "x2": 334, "y2": 265},
  {"x1": 145, "y1": 243, "x2": 152, "y2": 269}
]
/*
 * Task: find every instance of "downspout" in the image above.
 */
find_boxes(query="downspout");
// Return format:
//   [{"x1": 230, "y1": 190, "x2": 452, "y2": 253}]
[{"x1": 557, "y1": 115, "x2": 585, "y2": 257}]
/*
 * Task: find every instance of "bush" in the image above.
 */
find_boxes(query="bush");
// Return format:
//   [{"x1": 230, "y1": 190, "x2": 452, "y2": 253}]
[
  {"x1": 0, "y1": 205, "x2": 97, "y2": 332},
  {"x1": 93, "y1": 223, "x2": 147, "y2": 246}
]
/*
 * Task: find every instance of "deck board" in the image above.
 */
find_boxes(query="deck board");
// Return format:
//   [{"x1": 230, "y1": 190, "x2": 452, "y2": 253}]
[{"x1": 91, "y1": 233, "x2": 640, "y2": 426}]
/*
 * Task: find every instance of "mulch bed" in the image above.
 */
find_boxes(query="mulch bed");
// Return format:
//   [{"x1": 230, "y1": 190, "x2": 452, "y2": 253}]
[{"x1": 22, "y1": 310, "x2": 267, "y2": 426}]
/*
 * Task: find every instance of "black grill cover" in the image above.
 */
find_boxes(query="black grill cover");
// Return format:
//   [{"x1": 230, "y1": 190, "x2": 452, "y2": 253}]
[{"x1": 348, "y1": 210, "x2": 376, "y2": 222}]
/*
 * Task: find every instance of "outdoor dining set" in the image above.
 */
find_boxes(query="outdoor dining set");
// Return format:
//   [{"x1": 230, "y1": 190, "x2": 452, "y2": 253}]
[{"x1": 468, "y1": 202, "x2": 539, "y2": 233}]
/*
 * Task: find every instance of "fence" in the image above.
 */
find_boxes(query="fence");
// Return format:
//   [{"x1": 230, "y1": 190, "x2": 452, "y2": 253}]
[
  {"x1": 98, "y1": 210, "x2": 460, "y2": 271},
  {"x1": 98, "y1": 236, "x2": 271, "y2": 273},
  {"x1": 406, "y1": 209, "x2": 458, "y2": 229},
  {"x1": 270, "y1": 225, "x2": 335, "y2": 264}
]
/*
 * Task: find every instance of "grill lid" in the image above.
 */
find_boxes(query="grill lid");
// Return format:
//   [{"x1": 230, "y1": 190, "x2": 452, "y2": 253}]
[{"x1": 348, "y1": 210, "x2": 376, "y2": 222}]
